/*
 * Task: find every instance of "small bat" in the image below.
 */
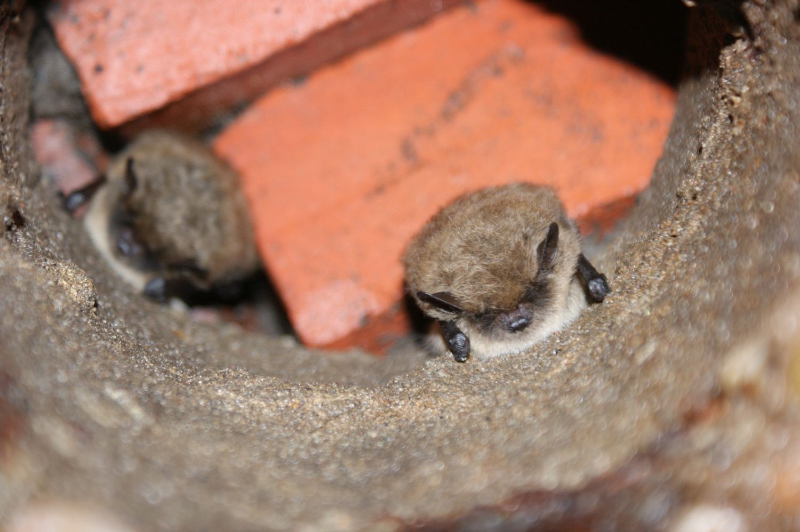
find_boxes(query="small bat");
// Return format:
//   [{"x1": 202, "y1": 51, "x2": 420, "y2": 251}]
[
  {"x1": 63, "y1": 131, "x2": 259, "y2": 301},
  {"x1": 403, "y1": 183, "x2": 610, "y2": 362}
]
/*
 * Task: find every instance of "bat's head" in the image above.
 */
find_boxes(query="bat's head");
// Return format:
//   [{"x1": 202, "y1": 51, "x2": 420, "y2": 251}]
[
  {"x1": 404, "y1": 184, "x2": 583, "y2": 359},
  {"x1": 417, "y1": 219, "x2": 560, "y2": 324},
  {"x1": 83, "y1": 132, "x2": 259, "y2": 299},
  {"x1": 108, "y1": 132, "x2": 258, "y2": 283}
]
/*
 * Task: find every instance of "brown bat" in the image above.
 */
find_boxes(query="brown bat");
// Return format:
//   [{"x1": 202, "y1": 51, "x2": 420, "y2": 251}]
[
  {"x1": 403, "y1": 183, "x2": 610, "y2": 362},
  {"x1": 64, "y1": 131, "x2": 259, "y2": 301}
]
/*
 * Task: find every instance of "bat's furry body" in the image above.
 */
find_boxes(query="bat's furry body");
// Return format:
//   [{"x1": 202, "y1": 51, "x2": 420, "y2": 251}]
[
  {"x1": 404, "y1": 183, "x2": 609, "y2": 361},
  {"x1": 81, "y1": 131, "x2": 258, "y2": 296}
]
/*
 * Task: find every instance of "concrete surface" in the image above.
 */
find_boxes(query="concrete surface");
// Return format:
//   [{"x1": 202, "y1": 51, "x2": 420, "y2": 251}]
[{"x1": 2, "y1": 0, "x2": 800, "y2": 530}]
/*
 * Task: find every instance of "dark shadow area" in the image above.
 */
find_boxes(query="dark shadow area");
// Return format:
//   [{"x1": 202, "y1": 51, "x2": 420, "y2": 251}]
[
  {"x1": 179, "y1": 270, "x2": 295, "y2": 336},
  {"x1": 403, "y1": 290, "x2": 433, "y2": 337},
  {"x1": 533, "y1": 0, "x2": 689, "y2": 86}
]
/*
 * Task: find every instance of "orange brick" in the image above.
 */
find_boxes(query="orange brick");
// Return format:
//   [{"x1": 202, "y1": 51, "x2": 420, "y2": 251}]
[
  {"x1": 215, "y1": 0, "x2": 676, "y2": 351},
  {"x1": 31, "y1": 119, "x2": 106, "y2": 196},
  {"x1": 48, "y1": 0, "x2": 460, "y2": 132}
]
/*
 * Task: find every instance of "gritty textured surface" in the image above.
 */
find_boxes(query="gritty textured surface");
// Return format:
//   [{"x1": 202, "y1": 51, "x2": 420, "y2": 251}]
[{"x1": 3, "y1": 1, "x2": 800, "y2": 531}]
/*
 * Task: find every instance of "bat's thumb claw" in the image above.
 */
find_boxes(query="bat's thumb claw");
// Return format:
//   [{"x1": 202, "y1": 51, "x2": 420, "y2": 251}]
[
  {"x1": 450, "y1": 333, "x2": 471, "y2": 363},
  {"x1": 143, "y1": 277, "x2": 169, "y2": 302},
  {"x1": 588, "y1": 275, "x2": 611, "y2": 302}
]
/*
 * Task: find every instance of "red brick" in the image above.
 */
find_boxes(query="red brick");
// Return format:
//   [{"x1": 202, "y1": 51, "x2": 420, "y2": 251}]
[
  {"x1": 31, "y1": 119, "x2": 106, "y2": 196},
  {"x1": 215, "y1": 0, "x2": 676, "y2": 351},
  {"x1": 49, "y1": 0, "x2": 461, "y2": 133}
]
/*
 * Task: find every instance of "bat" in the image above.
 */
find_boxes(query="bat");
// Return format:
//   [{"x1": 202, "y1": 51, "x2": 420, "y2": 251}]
[
  {"x1": 64, "y1": 131, "x2": 259, "y2": 301},
  {"x1": 404, "y1": 183, "x2": 610, "y2": 362}
]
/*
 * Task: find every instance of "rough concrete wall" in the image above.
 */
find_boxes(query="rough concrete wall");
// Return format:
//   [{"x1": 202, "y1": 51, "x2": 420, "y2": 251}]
[
  {"x1": 0, "y1": 3, "x2": 36, "y2": 197},
  {"x1": 2, "y1": 1, "x2": 800, "y2": 530}
]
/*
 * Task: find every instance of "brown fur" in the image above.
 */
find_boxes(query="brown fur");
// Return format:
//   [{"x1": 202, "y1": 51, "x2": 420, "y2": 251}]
[
  {"x1": 404, "y1": 183, "x2": 587, "y2": 359},
  {"x1": 85, "y1": 131, "x2": 259, "y2": 290}
]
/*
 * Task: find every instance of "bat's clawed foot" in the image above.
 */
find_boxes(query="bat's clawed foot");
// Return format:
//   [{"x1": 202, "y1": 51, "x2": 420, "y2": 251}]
[
  {"x1": 440, "y1": 320, "x2": 471, "y2": 363},
  {"x1": 587, "y1": 274, "x2": 611, "y2": 302},
  {"x1": 449, "y1": 332, "x2": 471, "y2": 363},
  {"x1": 577, "y1": 253, "x2": 611, "y2": 304},
  {"x1": 116, "y1": 228, "x2": 146, "y2": 258},
  {"x1": 143, "y1": 275, "x2": 200, "y2": 304},
  {"x1": 63, "y1": 190, "x2": 89, "y2": 214},
  {"x1": 143, "y1": 277, "x2": 169, "y2": 302},
  {"x1": 61, "y1": 175, "x2": 107, "y2": 214}
]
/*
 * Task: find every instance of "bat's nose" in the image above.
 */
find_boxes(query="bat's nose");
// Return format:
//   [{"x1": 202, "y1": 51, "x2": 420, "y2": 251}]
[
  {"x1": 502, "y1": 308, "x2": 531, "y2": 333},
  {"x1": 507, "y1": 316, "x2": 530, "y2": 332}
]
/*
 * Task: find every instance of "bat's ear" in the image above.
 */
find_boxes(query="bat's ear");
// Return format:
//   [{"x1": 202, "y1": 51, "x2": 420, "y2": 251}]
[
  {"x1": 123, "y1": 157, "x2": 138, "y2": 196},
  {"x1": 417, "y1": 291, "x2": 464, "y2": 315},
  {"x1": 537, "y1": 222, "x2": 559, "y2": 273}
]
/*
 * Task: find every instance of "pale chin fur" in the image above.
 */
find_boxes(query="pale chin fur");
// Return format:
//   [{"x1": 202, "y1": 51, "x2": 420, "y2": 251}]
[
  {"x1": 427, "y1": 278, "x2": 587, "y2": 361},
  {"x1": 83, "y1": 185, "x2": 149, "y2": 292}
]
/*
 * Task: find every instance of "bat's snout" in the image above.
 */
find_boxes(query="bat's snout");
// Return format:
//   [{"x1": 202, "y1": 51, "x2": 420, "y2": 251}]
[{"x1": 502, "y1": 307, "x2": 532, "y2": 333}]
